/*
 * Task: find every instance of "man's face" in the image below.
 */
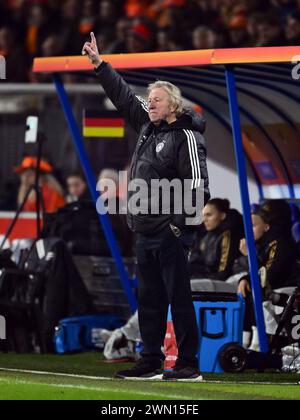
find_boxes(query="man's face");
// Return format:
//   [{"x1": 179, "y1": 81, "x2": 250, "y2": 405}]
[{"x1": 147, "y1": 88, "x2": 174, "y2": 124}]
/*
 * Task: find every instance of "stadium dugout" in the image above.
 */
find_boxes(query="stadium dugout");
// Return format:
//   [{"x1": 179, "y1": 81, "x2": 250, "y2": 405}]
[{"x1": 33, "y1": 46, "x2": 300, "y2": 354}]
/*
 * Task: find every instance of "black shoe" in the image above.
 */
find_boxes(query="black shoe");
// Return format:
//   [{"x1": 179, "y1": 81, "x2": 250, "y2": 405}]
[
  {"x1": 163, "y1": 365, "x2": 203, "y2": 382},
  {"x1": 115, "y1": 359, "x2": 163, "y2": 380}
]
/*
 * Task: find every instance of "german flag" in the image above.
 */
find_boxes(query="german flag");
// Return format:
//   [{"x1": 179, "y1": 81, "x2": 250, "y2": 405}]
[{"x1": 83, "y1": 110, "x2": 125, "y2": 138}]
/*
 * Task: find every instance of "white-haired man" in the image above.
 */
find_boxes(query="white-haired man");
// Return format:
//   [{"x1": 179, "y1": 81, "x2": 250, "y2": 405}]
[{"x1": 83, "y1": 33, "x2": 210, "y2": 381}]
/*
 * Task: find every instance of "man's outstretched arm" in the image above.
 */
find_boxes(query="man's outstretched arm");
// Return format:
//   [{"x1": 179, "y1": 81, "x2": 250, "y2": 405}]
[{"x1": 82, "y1": 33, "x2": 149, "y2": 133}]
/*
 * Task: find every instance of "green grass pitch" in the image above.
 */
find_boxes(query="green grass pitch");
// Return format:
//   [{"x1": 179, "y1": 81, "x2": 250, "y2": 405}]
[{"x1": 0, "y1": 352, "x2": 299, "y2": 400}]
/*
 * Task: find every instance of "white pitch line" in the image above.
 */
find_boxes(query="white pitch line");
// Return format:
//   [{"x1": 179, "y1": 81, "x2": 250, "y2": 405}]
[
  {"x1": 202, "y1": 380, "x2": 300, "y2": 386},
  {"x1": 0, "y1": 367, "x2": 299, "y2": 387},
  {"x1": 0, "y1": 368, "x2": 198, "y2": 384},
  {"x1": 0, "y1": 367, "x2": 114, "y2": 381},
  {"x1": 0, "y1": 377, "x2": 196, "y2": 400}
]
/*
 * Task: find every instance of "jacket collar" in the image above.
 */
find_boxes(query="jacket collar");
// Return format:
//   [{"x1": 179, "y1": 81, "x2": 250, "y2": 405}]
[{"x1": 146, "y1": 108, "x2": 206, "y2": 134}]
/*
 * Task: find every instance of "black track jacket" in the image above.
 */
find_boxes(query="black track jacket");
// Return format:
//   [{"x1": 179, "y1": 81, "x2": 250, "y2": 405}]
[{"x1": 95, "y1": 61, "x2": 210, "y2": 234}]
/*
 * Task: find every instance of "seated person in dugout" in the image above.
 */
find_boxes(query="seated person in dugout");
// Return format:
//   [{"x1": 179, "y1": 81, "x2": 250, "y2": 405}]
[
  {"x1": 97, "y1": 168, "x2": 134, "y2": 256},
  {"x1": 66, "y1": 171, "x2": 90, "y2": 203},
  {"x1": 237, "y1": 200, "x2": 299, "y2": 351},
  {"x1": 226, "y1": 242, "x2": 251, "y2": 288},
  {"x1": 189, "y1": 198, "x2": 244, "y2": 289}
]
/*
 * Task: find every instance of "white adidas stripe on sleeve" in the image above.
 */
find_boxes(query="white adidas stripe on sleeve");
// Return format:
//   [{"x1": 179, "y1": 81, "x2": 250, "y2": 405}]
[
  {"x1": 188, "y1": 130, "x2": 202, "y2": 189},
  {"x1": 136, "y1": 96, "x2": 149, "y2": 113},
  {"x1": 183, "y1": 129, "x2": 202, "y2": 189}
]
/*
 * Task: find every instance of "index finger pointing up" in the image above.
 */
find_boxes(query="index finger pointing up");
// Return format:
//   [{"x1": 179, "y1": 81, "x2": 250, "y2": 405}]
[{"x1": 91, "y1": 32, "x2": 96, "y2": 48}]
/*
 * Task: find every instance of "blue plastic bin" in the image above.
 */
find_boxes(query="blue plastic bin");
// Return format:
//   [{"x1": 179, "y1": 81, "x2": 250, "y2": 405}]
[
  {"x1": 166, "y1": 292, "x2": 245, "y2": 373},
  {"x1": 194, "y1": 292, "x2": 245, "y2": 373}
]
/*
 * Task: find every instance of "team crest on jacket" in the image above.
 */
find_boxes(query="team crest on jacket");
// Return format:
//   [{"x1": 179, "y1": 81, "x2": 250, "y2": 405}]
[{"x1": 156, "y1": 142, "x2": 165, "y2": 153}]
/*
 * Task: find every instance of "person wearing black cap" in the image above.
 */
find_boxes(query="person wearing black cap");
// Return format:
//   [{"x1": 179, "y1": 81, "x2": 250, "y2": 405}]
[{"x1": 238, "y1": 199, "x2": 299, "y2": 350}]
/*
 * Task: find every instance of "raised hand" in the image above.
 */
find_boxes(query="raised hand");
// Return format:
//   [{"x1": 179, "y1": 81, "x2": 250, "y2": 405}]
[{"x1": 82, "y1": 32, "x2": 102, "y2": 68}]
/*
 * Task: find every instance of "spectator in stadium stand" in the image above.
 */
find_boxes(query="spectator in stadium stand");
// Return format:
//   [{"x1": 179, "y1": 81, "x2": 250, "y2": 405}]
[
  {"x1": 15, "y1": 156, "x2": 66, "y2": 213},
  {"x1": 30, "y1": 34, "x2": 62, "y2": 82},
  {"x1": 41, "y1": 34, "x2": 62, "y2": 57},
  {"x1": 246, "y1": 12, "x2": 265, "y2": 46},
  {"x1": 238, "y1": 200, "x2": 299, "y2": 351},
  {"x1": 104, "y1": 17, "x2": 131, "y2": 54},
  {"x1": 66, "y1": 171, "x2": 89, "y2": 203},
  {"x1": 189, "y1": 199, "x2": 244, "y2": 283},
  {"x1": 95, "y1": 0, "x2": 122, "y2": 37},
  {"x1": 59, "y1": 0, "x2": 82, "y2": 56},
  {"x1": 255, "y1": 14, "x2": 285, "y2": 46},
  {"x1": 1, "y1": 0, "x2": 298, "y2": 82},
  {"x1": 192, "y1": 26, "x2": 219, "y2": 50},
  {"x1": 188, "y1": 0, "x2": 221, "y2": 28},
  {"x1": 125, "y1": 22, "x2": 154, "y2": 53},
  {"x1": 124, "y1": 0, "x2": 155, "y2": 19},
  {"x1": 83, "y1": 32, "x2": 210, "y2": 381},
  {"x1": 78, "y1": 0, "x2": 97, "y2": 40},
  {"x1": 285, "y1": 11, "x2": 300, "y2": 45},
  {"x1": 212, "y1": 26, "x2": 231, "y2": 49},
  {"x1": 156, "y1": 28, "x2": 177, "y2": 52},
  {"x1": 94, "y1": 30, "x2": 116, "y2": 55},
  {"x1": 0, "y1": 26, "x2": 28, "y2": 82},
  {"x1": 25, "y1": 3, "x2": 57, "y2": 58},
  {"x1": 272, "y1": 0, "x2": 297, "y2": 21},
  {"x1": 228, "y1": 14, "x2": 251, "y2": 47},
  {"x1": 156, "y1": 0, "x2": 190, "y2": 47}
]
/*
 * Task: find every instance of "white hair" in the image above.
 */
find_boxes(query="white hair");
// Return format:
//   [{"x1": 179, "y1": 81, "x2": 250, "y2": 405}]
[{"x1": 147, "y1": 80, "x2": 183, "y2": 117}]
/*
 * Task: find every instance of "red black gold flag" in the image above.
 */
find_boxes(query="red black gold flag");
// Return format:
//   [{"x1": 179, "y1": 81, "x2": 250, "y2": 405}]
[{"x1": 83, "y1": 110, "x2": 125, "y2": 138}]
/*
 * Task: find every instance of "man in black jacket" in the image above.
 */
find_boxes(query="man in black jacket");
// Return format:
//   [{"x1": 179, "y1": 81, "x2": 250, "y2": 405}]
[{"x1": 83, "y1": 33, "x2": 210, "y2": 380}]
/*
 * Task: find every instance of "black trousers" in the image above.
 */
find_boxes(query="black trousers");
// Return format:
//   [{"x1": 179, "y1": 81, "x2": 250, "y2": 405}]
[{"x1": 136, "y1": 225, "x2": 199, "y2": 368}]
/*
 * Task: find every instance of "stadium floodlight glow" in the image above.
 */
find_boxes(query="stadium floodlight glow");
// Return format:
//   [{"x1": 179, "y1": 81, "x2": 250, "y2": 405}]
[
  {"x1": 0, "y1": 316, "x2": 6, "y2": 340},
  {"x1": 0, "y1": 55, "x2": 6, "y2": 80}
]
